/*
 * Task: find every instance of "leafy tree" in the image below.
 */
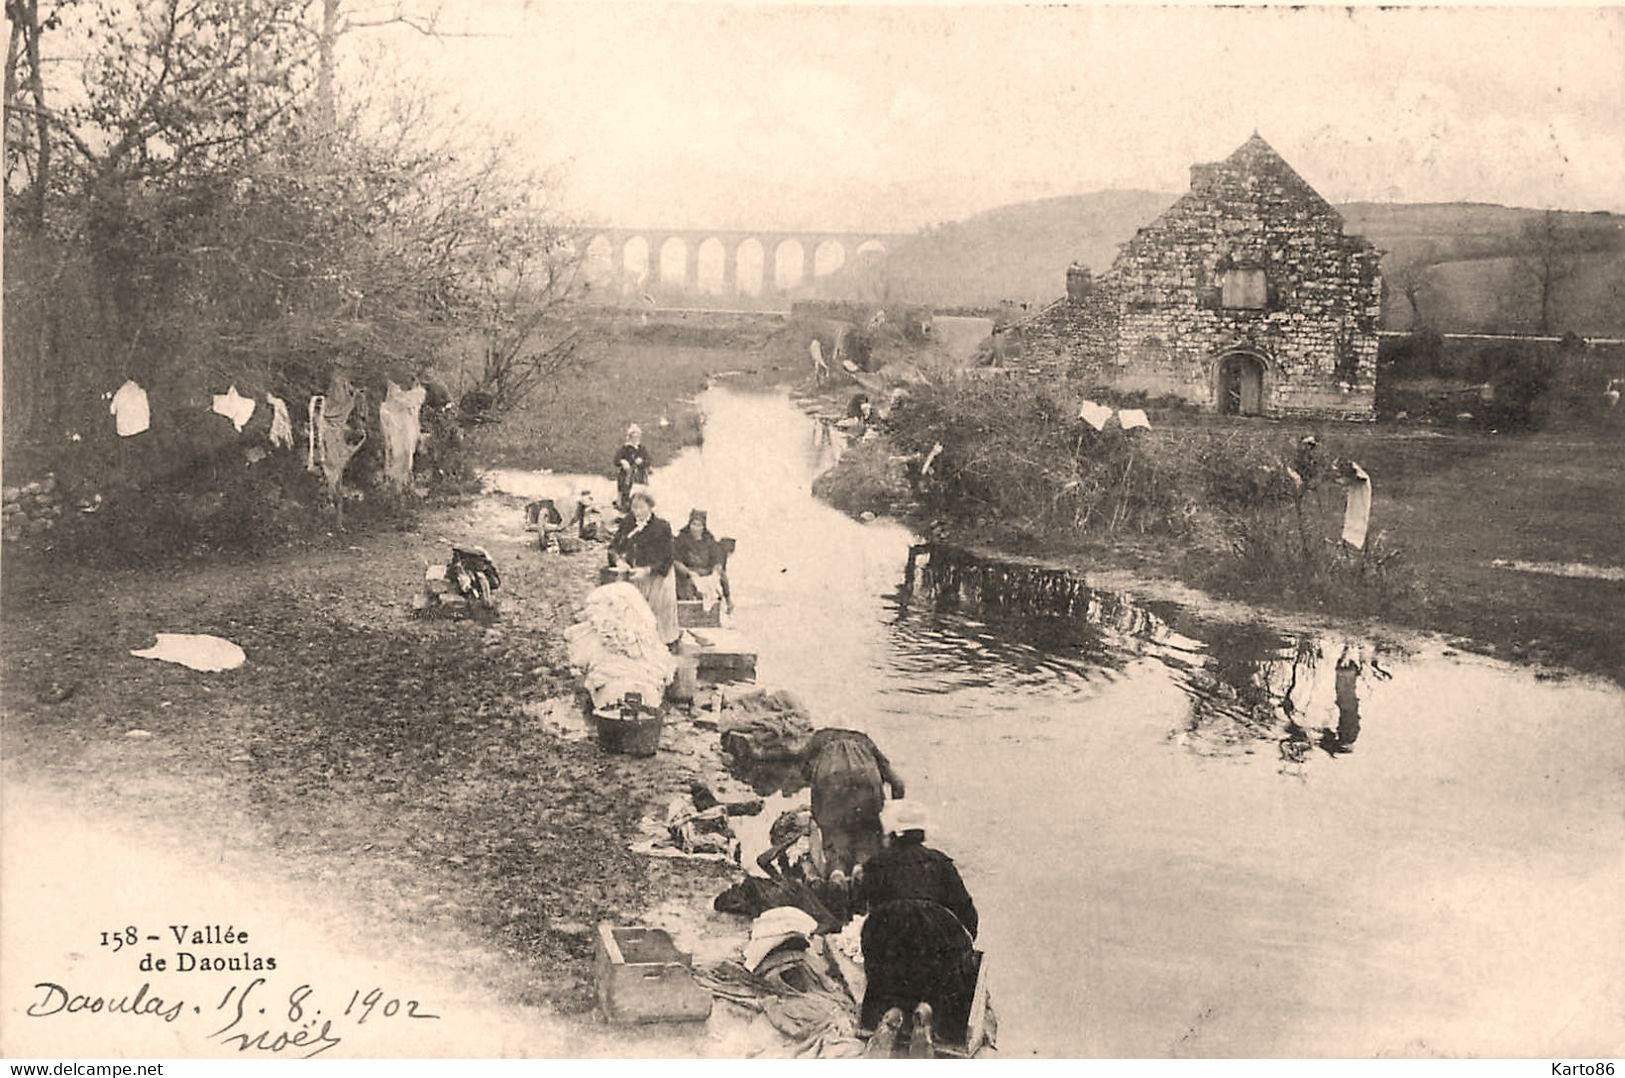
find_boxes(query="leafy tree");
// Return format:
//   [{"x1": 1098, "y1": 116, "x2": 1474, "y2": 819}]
[{"x1": 4, "y1": 0, "x2": 580, "y2": 533}]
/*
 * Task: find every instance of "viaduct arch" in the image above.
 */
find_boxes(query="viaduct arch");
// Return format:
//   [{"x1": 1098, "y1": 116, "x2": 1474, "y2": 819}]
[{"x1": 581, "y1": 228, "x2": 902, "y2": 300}]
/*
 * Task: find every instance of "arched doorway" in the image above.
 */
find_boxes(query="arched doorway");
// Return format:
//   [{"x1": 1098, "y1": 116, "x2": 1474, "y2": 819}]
[{"x1": 1216, "y1": 351, "x2": 1267, "y2": 416}]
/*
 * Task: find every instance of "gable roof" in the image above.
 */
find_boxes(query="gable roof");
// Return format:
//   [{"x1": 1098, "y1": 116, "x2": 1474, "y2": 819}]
[
  {"x1": 1207, "y1": 133, "x2": 1340, "y2": 220},
  {"x1": 1112, "y1": 135, "x2": 1365, "y2": 270}
]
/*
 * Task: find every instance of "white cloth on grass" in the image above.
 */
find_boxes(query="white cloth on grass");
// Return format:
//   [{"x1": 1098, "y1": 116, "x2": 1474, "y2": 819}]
[
  {"x1": 1077, "y1": 400, "x2": 1112, "y2": 431},
  {"x1": 131, "y1": 634, "x2": 246, "y2": 672},
  {"x1": 1117, "y1": 408, "x2": 1151, "y2": 431}
]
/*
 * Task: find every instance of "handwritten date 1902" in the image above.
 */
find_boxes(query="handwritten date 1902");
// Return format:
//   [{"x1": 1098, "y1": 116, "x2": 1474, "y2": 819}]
[
  {"x1": 213, "y1": 978, "x2": 439, "y2": 1059},
  {"x1": 344, "y1": 986, "x2": 440, "y2": 1024}
]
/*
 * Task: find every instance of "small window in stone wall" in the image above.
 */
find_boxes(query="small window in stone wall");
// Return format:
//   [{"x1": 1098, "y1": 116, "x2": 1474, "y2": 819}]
[{"x1": 1221, "y1": 267, "x2": 1268, "y2": 309}]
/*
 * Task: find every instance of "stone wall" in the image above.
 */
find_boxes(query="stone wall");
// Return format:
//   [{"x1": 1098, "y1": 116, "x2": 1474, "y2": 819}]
[
  {"x1": 1006, "y1": 136, "x2": 1383, "y2": 418},
  {"x1": 1006, "y1": 274, "x2": 1118, "y2": 380}
]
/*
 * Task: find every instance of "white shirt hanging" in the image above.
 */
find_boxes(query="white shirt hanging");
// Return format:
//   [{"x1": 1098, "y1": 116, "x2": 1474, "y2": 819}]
[
  {"x1": 211, "y1": 385, "x2": 257, "y2": 432},
  {"x1": 266, "y1": 394, "x2": 294, "y2": 449},
  {"x1": 109, "y1": 380, "x2": 151, "y2": 437},
  {"x1": 1341, "y1": 463, "x2": 1372, "y2": 550}
]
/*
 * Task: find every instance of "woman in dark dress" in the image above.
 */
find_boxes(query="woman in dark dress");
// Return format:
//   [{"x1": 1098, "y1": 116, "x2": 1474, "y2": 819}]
[
  {"x1": 608, "y1": 486, "x2": 678, "y2": 645},
  {"x1": 672, "y1": 508, "x2": 733, "y2": 615},
  {"x1": 612, "y1": 424, "x2": 651, "y2": 511}
]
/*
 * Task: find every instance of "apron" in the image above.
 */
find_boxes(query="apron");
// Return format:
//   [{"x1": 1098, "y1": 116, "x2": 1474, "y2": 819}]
[{"x1": 635, "y1": 567, "x2": 679, "y2": 645}]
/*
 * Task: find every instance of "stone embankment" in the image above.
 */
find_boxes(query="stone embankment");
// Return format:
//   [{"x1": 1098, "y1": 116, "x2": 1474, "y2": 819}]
[{"x1": 1, "y1": 475, "x2": 88, "y2": 542}]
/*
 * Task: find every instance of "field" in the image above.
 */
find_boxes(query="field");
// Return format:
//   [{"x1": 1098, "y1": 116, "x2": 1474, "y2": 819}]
[
  {"x1": 937, "y1": 411, "x2": 1625, "y2": 684},
  {"x1": 1313, "y1": 422, "x2": 1625, "y2": 680},
  {"x1": 807, "y1": 351, "x2": 1625, "y2": 685},
  {"x1": 471, "y1": 311, "x2": 802, "y2": 474},
  {"x1": 0, "y1": 496, "x2": 734, "y2": 1019},
  {"x1": 1384, "y1": 251, "x2": 1625, "y2": 335}
]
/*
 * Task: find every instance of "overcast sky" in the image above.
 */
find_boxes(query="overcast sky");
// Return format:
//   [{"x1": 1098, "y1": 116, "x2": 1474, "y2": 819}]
[{"x1": 352, "y1": 3, "x2": 1625, "y2": 232}]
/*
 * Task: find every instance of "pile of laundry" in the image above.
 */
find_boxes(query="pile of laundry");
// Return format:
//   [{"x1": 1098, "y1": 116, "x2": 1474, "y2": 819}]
[
  {"x1": 565, "y1": 581, "x2": 677, "y2": 711},
  {"x1": 693, "y1": 908, "x2": 870, "y2": 1059},
  {"x1": 630, "y1": 780, "x2": 764, "y2": 863},
  {"x1": 718, "y1": 689, "x2": 815, "y2": 763},
  {"x1": 632, "y1": 794, "x2": 741, "y2": 863}
]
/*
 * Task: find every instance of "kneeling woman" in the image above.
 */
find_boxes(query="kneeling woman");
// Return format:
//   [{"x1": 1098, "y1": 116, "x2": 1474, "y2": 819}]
[{"x1": 609, "y1": 487, "x2": 679, "y2": 646}]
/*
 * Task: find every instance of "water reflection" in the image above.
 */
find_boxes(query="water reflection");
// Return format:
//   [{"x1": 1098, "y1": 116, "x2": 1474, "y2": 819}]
[
  {"x1": 494, "y1": 387, "x2": 1623, "y2": 1055},
  {"x1": 808, "y1": 415, "x2": 844, "y2": 472},
  {"x1": 905, "y1": 544, "x2": 1391, "y2": 771}
]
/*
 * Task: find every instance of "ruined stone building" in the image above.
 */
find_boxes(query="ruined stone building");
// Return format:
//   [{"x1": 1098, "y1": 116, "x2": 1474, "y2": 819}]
[{"x1": 1012, "y1": 135, "x2": 1383, "y2": 419}]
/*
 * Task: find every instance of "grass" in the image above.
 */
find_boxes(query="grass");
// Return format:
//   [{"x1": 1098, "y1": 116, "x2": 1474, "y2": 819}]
[
  {"x1": 0, "y1": 499, "x2": 735, "y2": 1014},
  {"x1": 471, "y1": 311, "x2": 801, "y2": 475},
  {"x1": 1306, "y1": 422, "x2": 1625, "y2": 677},
  {"x1": 1161, "y1": 420, "x2": 1623, "y2": 681},
  {"x1": 826, "y1": 374, "x2": 1625, "y2": 683},
  {"x1": 809, "y1": 437, "x2": 913, "y2": 517}
]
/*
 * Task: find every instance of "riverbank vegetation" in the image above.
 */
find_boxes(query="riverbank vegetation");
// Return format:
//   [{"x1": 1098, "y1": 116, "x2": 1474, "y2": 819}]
[
  {"x1": 3, "y1": 1, "x2": 584, "y2": 562},
  {"x1": 819, "y1": 375, "x2": 1625, "y2": 683},
  {"x1": 472, "y1": 311, "x2": 799, "y2": 474}
]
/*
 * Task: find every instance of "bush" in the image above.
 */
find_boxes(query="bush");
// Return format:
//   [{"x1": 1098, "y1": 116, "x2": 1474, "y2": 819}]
[
  {"x1": 881, "y1": 377, "x2": 1197, "y2": 536},
  {"x1": 848, "y1": 376, "x2": 1413, "y2": 611},
  {"x1": 1483, "y1": 345, "x2": 1558, "y2": 429},
  {"x1": 811, "y1": 438, "x2": 910, "y2": 517},
  {"x1": 1209, "y1": 509, "x2": 1416, "y2": 614}
]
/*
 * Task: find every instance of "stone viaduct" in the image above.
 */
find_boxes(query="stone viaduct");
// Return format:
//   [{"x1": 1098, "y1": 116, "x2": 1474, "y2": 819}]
[{"x1": 582, "y1": 228, "x2": 905, "y2": 299}]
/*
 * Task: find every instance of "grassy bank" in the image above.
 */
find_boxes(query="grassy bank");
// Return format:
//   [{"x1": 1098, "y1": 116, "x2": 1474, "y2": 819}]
[
  {"x1": 472, "y1": 310, "x2": 801, "y2": 475},
  {"x1": 0, "y1": 311, "x2": 826, "y2": 1018},
  {"x1": 819, "y1": 379, "x2": 1625, "y2": 684},
  {"x1": 0, "y1": 497, "x2": 733, "y2": 1014}
]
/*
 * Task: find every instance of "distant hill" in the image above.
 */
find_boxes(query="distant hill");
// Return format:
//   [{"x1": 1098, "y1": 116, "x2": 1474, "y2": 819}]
[
  {"x1": 819, "y1": 189, "x2": 1175, "y2": 308},
  {"x1": 832, "y1": 194, "x2": 1625, "y2": 336},
  {"x1": 1339, "y1": 203, "x2": 1625, "y2": 335}
]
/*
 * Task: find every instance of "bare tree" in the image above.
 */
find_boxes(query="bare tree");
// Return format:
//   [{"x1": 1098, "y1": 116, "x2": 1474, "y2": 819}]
[
  {"x1": 1387, "y1": 241, "x2": 1439, "y2": 327},
  {"x1": 1518, "y1": 210, "x2": 1578, "y2": 335}
]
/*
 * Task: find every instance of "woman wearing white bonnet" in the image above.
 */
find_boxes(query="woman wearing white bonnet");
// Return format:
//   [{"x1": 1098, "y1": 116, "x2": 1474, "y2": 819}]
[
  {"x1": 881, "y1": 799, "x2": 931, "y2": 838},
  {"x1": 855, "y1": 797, "x2": 981, "y2": 1050},
  {"x1": 612, "y1": 423, "x2": 650, "y2": 511}
]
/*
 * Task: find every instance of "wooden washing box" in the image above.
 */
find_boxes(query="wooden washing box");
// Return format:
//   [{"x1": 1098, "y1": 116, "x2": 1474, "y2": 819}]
[{"x1": 594, "y1": 924, "x2": 713, "y2": 1024}]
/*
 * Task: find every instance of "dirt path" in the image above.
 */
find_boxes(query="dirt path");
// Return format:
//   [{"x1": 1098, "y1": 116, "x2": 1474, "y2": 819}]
[
  {"x1": 0, "y1": 493, "x2": 766, "y2": 1057},
  {"x1": 0, "y1": 775, "x2": 780, "y2": 1059}
]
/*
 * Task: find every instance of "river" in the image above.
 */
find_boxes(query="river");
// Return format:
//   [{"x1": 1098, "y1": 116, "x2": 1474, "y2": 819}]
[{"x1": 493, "y1": 385, "x2": 1624, "y2": 1058}]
